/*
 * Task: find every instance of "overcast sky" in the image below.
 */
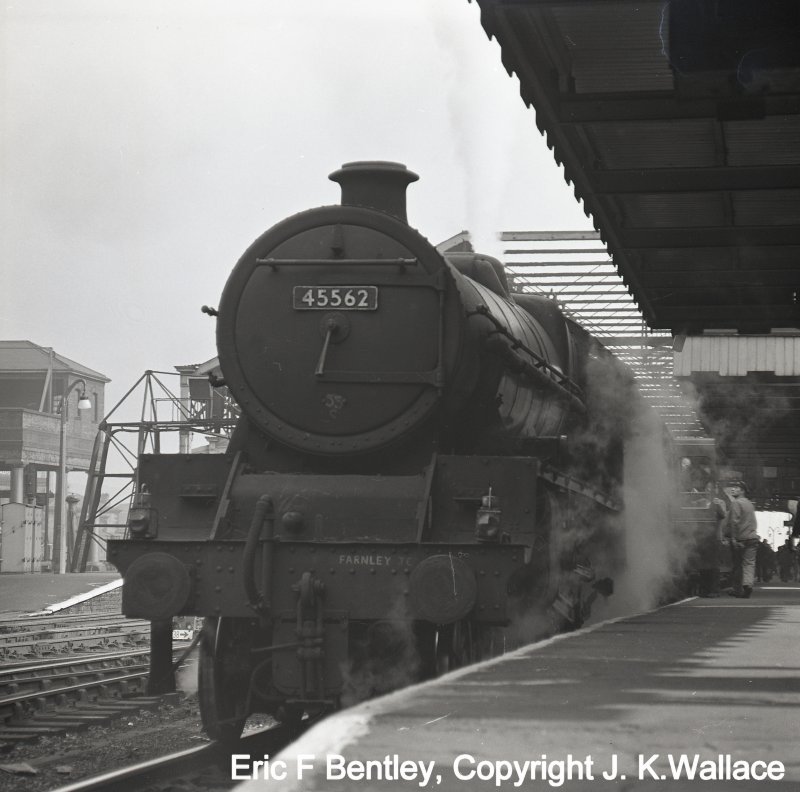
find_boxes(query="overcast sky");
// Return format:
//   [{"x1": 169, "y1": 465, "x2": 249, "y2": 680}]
[{"x1": 2, "y1": 0, "x2": 593, "y2": 416}]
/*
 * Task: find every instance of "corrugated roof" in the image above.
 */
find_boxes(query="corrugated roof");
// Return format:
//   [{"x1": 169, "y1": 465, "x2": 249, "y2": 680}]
[
  {"x1": 0, "y1": 341, "x2": 109, "y2": 382},
  {"x1": 676, "y1": 335, "x2": 800, "y2": 377}
]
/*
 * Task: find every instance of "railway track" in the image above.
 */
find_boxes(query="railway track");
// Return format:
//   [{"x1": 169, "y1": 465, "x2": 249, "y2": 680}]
[
  {"x1": 0, "y1": 613, "x2": 135, "y2": 634},
  {"x1": 0, "y1": 614, "x2": 150, "y2": 662},
  {"x1": 1, "y1": 653, "x2": 157, "y2": 743},
  {"x1": 0, "y1": 648, "x2": 152, "y2": 690},
  {"x1": 0, "y1": 612, "x2": 194, "y2": 746}
]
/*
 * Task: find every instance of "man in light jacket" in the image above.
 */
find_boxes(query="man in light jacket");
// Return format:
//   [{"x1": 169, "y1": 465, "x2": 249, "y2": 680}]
[{"x1": 725, "y1": 480, "x2": 759, "y2": 598}]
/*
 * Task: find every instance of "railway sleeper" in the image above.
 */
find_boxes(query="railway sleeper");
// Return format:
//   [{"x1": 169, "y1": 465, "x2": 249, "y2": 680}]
[
  {"x1": 23, "y1": 718, "x2": 92, "y2": 731},
  {"x1": 0, "y1": 728, "x2": 58, "y2": 742}
]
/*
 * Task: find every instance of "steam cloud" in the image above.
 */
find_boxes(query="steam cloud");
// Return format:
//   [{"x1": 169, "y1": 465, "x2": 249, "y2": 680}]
[{"x1": 339, "y1": 599, "x2": 422, "y2": 708}]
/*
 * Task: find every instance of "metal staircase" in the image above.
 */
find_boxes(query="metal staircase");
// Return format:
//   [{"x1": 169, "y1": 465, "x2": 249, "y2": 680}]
[{"x1": 69, "y1": 369, "x2": 238, "y2": 572}]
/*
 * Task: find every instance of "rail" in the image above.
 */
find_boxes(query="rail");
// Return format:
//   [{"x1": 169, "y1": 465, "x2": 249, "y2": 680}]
[{"x1": 50, "y1": 722, "x2": 310, "y2": 792}]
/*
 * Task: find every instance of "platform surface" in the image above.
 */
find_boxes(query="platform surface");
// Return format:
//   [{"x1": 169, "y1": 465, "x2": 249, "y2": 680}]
[
  {"x1": 0, "y1": 572, "x2": 120, "y2": 615},
  {"x1": 240, "y1": 584, "x2": 800, "y2": 791}
]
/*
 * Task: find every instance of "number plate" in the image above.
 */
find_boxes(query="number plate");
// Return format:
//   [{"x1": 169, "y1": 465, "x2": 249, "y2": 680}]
[{"x1": 293, "y1": 286, "x2": 378, "y2": 311}]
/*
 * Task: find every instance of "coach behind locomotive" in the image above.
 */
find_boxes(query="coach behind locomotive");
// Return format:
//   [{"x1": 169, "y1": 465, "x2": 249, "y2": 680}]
[{"x1": 109, "y1": 162, "x2": 628, "y2": 740}]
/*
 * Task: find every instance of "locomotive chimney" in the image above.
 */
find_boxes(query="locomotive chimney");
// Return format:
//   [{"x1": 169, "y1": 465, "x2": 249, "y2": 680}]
[{"x1": 329, "y1": 161, "x2": 419, "y2": 224}]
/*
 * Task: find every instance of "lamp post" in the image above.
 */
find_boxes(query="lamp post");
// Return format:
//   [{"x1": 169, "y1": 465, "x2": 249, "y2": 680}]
[{"x1": 54, "y1": 379, "x2": 92, "y2": 574}]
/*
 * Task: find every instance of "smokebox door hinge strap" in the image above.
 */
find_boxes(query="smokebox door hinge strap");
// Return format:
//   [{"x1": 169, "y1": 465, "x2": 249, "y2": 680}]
[{"x1": 330, "y1": 224, "x2": 345, "y2": 257}]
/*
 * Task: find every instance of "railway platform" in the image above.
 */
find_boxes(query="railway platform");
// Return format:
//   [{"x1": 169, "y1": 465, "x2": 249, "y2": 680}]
[
  {"x1": 0, "y1": 572, "x2": 119, "y2": 616},
  {"x1": 244, "y1": 583, "x2": 800, "y2": 791}
]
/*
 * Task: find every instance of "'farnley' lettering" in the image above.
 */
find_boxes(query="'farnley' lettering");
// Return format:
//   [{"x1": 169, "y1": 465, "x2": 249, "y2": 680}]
[{"x1": 338, "y1": 554, "x2": 394, "y2": 566}]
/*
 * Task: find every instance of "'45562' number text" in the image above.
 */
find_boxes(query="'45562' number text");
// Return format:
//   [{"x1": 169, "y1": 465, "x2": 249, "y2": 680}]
[{"x1": 293, "y1": 286, "x2": 378, "y2": 310}]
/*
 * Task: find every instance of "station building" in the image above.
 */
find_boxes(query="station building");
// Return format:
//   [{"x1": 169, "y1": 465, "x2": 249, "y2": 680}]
[{"x1": 0, "y1": 341, "x2": 108, "y2": 572}]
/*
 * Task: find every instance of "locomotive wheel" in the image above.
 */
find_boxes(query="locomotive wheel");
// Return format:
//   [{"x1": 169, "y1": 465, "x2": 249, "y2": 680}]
[{"x1": 198, "y1": 617, "x2": 251, "y2": 743}]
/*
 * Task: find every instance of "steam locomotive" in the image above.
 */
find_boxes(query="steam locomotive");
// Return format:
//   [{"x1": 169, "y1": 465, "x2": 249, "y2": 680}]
[{"x1": 109, "y1": 162, "x2": 639, "y2": 740}]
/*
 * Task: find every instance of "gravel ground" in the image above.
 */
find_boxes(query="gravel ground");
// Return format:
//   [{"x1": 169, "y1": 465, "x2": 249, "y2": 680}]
[{"x1": 0, "y1": 693, "x2": 211, "y2": 792}]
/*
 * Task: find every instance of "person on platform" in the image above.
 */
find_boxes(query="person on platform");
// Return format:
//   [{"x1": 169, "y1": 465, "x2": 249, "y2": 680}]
[
  {"x1": 786, "y1": 498, "x2": 800, "y2": 540},
  {"x1": 723, "y1": 480, "x2": 759, "y2": 598},
  {"x1": 699, "y1": 492, "x2": 729, "y2": 597},
  {"x1": 755, "y1": 539, "x2": 774, "y2": 583},
  {"x1": 777, "y1": 538, "x2": 796, "y2": 583}
]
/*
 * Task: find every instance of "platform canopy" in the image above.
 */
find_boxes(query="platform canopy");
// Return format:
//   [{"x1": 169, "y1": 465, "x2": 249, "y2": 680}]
[
  {"x1": 474, "y1": 1, "x2": 800, "y2": 503},
  {"x1": 475, "y1": 0, "x2": 800, "y2": 335}
]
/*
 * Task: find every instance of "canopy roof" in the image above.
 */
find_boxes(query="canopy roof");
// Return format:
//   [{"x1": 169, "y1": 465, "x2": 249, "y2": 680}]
[{"x1": 476, "y1": 0, "x2": 800, "y2": 333}]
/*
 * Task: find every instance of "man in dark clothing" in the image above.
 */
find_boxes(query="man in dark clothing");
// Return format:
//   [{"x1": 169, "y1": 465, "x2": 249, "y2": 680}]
[
  {"x1": 756, "y1": 539, "x2": 774, "y2": 583},
  {"x1": 724, "y1": 481, "x2": 759, "y2": 598},
  {"x1": 756, "y1": 539, "x2": 769, "y2": 583},
  {"x1": 777, "y1": 538, "x2": 796, "y2": 582},
  {"x1": 790, "y1": 500, "x2": 800, "y2": 540}
]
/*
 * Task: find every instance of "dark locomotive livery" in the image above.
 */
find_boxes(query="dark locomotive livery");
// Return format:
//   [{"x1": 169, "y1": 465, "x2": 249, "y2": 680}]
[{"x1": 109, "y1": 162, "x2": 636, "y2": 740}]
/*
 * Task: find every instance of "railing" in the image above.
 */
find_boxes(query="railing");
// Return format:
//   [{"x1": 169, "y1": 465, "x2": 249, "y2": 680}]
[{"x1": 69, "y1": 371, "x2": 239, "y2": 572}]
